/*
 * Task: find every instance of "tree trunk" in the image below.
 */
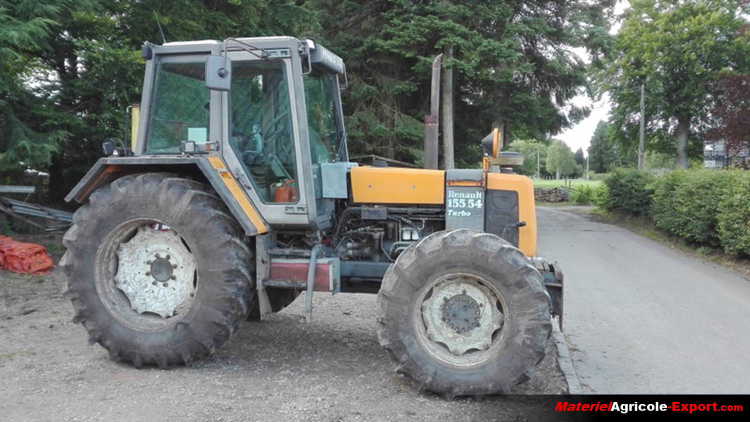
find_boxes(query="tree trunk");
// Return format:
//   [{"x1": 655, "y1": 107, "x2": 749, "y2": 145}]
[
  {"x1": 676, "y1": 115, "x2": 690, "y2": 169},
  {"x1": 638, "y1": 83, "x2": 646, "y2": 169},
  {"x1": 48, "y1": 155, "x2": 66, "y2": 204},
  {"x1": 388, "y1": 106, "x2": 396, "y2": 158}
]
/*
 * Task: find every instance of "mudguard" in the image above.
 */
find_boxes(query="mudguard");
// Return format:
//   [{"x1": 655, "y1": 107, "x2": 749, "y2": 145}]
[{"x1": 65, "y1": 155, "x2": 268, "y2": 236}]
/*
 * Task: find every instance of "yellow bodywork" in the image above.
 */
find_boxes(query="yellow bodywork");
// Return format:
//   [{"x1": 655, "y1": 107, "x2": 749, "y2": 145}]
[
  {"x1": 130, "y1": 104, "x2": 140, "y2": 151},
  {"x1": 350, "y1": 167, "x2": 445, "y2": 205},
  {"x1": 208, "y1": 156, "x2": 269, "y2": 234},
  {"x1": 486, "y1": 173, "x2": 537, "y2": 257},
  {"x1": 350, "y1": 166, "x2": 537, "y2": 257}
]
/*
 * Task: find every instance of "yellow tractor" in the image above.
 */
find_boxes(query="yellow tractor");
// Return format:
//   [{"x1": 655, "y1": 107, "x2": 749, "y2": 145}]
[{"x1": 62, "y1": 37, "x2": 563, "y2": 396}]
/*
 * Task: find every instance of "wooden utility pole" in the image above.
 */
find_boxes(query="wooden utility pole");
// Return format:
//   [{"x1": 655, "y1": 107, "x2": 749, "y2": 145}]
[
  {"x1": 441, "y1": 47, "x2": 455, "y2": 169},
  {"x1": 586, "y1": 153, "x2": 590, "y2": 180},
  {"x1": 638, "y1": 82, "x2": 646, "y2": 169},
  {"x1": 423, "y1": 54, "x2": 443, "y2": 169},
  {"x1": 536, "y1": 149, "x2": 540, "y2": 179}
]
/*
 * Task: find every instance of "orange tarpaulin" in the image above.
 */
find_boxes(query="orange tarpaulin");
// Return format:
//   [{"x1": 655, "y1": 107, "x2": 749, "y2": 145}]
[{"x1": 0, "y1": 236, "x2": 54, "y2": 275}]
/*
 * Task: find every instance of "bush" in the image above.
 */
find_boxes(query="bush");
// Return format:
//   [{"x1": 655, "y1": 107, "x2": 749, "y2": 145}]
[
  {"x1": 592, "y1": 184, "x2": 610, "y2": 208},
  {"x1": 651, "y1": 171, "x2": 687, "y2": 234},
  {"x1": 594, "y1": 168, "x2": 750, "y2": 257},
  {"x1": 601, "y1": 169, "x2": 654, "y2": 216},
  {"x1": 570, "y1": 184, "x2": 607, "y2": 205},
  {"x1": 651, "y1": 170, "x2": 688, "y2": 236},
  {"x1": 652, "y1": 170, "x2": 730, "y2": 245},
  {"x1": 717, "y1": 172, "x2": 750, "y2": 256},
  {"x1": 571, "y1": 185, "x2": 595, "y2": 204},
  {"x1": 589, "y1": 172, "x2": 610, "y2": 181}
]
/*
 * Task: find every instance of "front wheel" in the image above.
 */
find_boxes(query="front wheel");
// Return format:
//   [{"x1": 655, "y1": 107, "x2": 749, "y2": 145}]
[
  {"x1": 376, "y1": 229, "x2": 551, "y2": 396},
  {"x1": 61, "y1": 173, "x2": 253, "y2": 367}
]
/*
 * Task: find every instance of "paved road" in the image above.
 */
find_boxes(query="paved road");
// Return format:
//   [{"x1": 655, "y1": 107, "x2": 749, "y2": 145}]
[{"x1": 537, "y1": 206, "x2": 750, "y2": 394}]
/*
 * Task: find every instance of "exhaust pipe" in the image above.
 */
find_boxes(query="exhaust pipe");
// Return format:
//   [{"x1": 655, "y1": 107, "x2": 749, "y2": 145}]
[{"x1": 423, "y1": 54, "x2": 443, "y2": 169}]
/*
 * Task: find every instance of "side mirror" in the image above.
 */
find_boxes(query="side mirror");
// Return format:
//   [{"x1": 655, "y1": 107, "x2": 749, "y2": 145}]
[
  {"x1": 206, "y1": 55, "x2": 231, "y2": 91},
  {"x1": 102, "y1": 138, "x2": 132, "y2": 157}
]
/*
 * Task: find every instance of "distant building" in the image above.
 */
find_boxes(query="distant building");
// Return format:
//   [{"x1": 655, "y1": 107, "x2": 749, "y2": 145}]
[{"x1": 704, "y1": 140, "x2": 749, "y2": 169}]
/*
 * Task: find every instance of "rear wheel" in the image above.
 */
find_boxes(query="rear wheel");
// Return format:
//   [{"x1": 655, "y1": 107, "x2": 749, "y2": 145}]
[
  {"x1": 61, "y1": 173, "x2": 252, "y2": 367},
  {"x1": 377, "y1": 229, "x2": 551, "y2": 396}
]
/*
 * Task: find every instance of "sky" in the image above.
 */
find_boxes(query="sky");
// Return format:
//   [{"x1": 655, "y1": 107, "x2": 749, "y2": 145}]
[
  {"x1": 556, "y1": 1, "x2": 629, "y2": 155},
  {"x1": 557, "y1": 94, "x2": 610, "y2": 154}
]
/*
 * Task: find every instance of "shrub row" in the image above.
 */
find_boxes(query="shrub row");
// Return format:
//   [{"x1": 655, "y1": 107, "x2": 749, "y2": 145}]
[
  {"x1": 598, "y1": 169, "x2": 750, "y2": 257},
  {"x1": 599, "y1": 169, "x2": 654, "y2": 216},
  {"x1": 570, "y1": 185, "x2": 599, "y2": 205}
]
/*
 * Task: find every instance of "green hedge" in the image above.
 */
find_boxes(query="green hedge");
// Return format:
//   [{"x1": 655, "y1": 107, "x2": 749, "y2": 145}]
[
  {"x1": 652, "y1": 170, "x2": 729, "y2": 245},
  {"x1": 570, "y1": 184, "x2": 609, "y2": 205},
  {"x1": 598, "y1": 168, "x2": 750, "y2": 257},
  {"x1": 717, "y1": 173, "x2": 750, "y2": 256},
  {"x1": 601, "y1": 169, "x2": 654, "y2": 216},
  {"x1": 571, "y1": 185, "x2": 595, "y2": 204}
]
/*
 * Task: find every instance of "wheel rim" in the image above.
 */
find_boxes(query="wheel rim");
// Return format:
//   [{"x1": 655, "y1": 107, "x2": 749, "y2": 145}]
[
  {"x1": 96, "y1": 220, "x2": 197, "y2": 330},
  {"x1": 115, "y1": 225, "x2": 196, "y2": 318},
  {"x1": 415, "y1": 272, "x2": 507, "y2": 367}
]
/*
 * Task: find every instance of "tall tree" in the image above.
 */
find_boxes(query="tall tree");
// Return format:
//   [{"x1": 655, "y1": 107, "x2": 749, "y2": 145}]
[
  {"x1": 603, "y1": 0, "x2": 750, "y2": 168},
  {"x1": 574, "y1": 148, "x2": 585, "y2": 167},
  {"x1": 0, "y1": 0, "x2": 67, "y2": 174},
  {"x1": 546, "y1": 140, "x2": 577, "y2": 179},
  {"x1": 508, "y1": 138, "x2": 549, "y2": 177},
  {"x1": 313, "y1": 0, "x2": 615, "y2": 166},
  {"x1": 706, "y1": 72, "x2": 750, "y2": 160},
  {"x1": 587, "y1": 120, "x2": 630, "y2": 172}
]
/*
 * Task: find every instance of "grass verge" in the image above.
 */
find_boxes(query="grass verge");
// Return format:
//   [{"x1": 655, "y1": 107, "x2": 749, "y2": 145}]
[
  {"x1": 537, "y1": 201, "x2": 575, "y2": 207},
  {"x1": 533, "y1": 179, "x2": 603, "y2": 189}
]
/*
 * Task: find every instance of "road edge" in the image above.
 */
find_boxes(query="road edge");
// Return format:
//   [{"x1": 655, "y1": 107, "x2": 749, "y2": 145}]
[{"x1": 551, "y1": 319, "x2": 581, "y2": 394}]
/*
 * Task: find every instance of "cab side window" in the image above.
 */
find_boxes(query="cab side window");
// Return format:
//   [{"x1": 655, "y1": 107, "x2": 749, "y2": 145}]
[{"x1": 147, "y1": 60, "x2": 209, "y2": 153}]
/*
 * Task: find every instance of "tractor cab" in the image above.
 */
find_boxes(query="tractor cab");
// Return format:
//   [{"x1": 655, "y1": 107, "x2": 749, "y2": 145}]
[{"x1": 134, "y1": 37, "x2": 348, "y2": 229}]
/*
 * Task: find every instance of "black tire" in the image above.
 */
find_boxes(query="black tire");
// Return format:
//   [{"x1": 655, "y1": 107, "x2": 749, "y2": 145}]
[
  {"x1": 376, "y1": 229, "x2": 551, "y2": 396},
  {"x1": 246, "y1": 288, "x2": 300, "y2": 320},
  {"x1": 60, "y1": 173, "x2": 253, "y2": 368}
]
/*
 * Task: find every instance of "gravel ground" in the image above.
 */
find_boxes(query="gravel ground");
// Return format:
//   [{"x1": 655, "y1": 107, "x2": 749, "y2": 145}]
[{"x1": 0, "y1": 255, "x2": 566, "y2": 422}]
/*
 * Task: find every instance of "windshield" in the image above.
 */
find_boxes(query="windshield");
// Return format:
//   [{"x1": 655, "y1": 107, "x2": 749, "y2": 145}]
[
  {"x1": 303, "y1": 72, "x2": 344, "y2": 164},
  {"x1": 146, "y1": 59, "x2": 209, "y2": 153}
]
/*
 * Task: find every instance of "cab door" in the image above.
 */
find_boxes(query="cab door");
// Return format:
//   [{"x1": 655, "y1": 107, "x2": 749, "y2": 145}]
[{"x1": 219, "y1": 46, "x2": 315, "y2": 228}]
